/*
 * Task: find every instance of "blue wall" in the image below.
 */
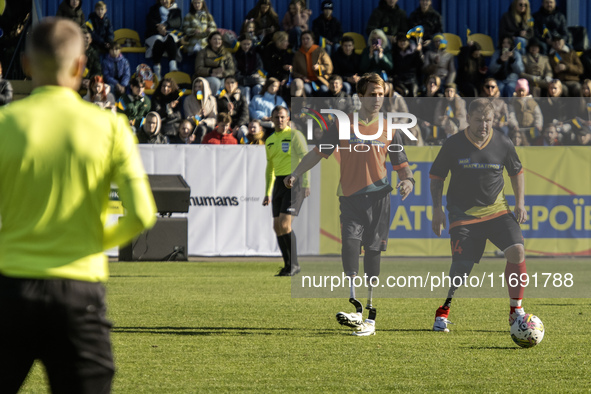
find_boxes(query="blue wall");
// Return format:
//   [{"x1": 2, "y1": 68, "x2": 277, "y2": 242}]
[{"x1": 42, "y1": 0, "x2": 575, "y2": 47}]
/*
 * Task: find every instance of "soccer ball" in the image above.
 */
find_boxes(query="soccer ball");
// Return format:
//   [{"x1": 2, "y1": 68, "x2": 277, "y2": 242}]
[{"x1": 510, "y1": 314, "x2": 545, "y2": 348}]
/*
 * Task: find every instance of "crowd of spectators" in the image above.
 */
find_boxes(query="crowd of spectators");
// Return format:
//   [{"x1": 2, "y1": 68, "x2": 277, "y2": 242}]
[{"x1": 6, "y1": 0, "x2": 587, "y2": 147}]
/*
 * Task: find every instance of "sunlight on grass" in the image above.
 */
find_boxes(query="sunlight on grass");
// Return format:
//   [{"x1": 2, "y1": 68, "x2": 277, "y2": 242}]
[{"x1": 19, "y1": 259, "x2": 591, "y2": 393}]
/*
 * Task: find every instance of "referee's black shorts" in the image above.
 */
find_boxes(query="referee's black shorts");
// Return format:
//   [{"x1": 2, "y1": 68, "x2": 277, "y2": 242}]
[
  {"x1": 272, "y1": 175, "x2": 305, "y2": 217},
  {"x1": 339, "y1": 189, "x2": 392, "y2": 252},
  {"x1": 0, "y1": 274, "x2": 114, "y2": 394},
  {"x1": 449, "y1": 212, "x2": 524, "y2": 263}
]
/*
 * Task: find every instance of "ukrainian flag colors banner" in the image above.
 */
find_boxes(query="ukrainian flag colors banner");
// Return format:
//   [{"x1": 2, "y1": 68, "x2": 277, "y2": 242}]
[{"x1": 319, "y1": 147, "x2": 591, "y2": 257}]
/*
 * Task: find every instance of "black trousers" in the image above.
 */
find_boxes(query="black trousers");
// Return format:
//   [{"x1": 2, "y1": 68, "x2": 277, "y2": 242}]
[
  {"x1": 0, "y1": 274, "x2": 114, "y2": 394},
  {"x1": 152, "y1": 36, "x2": 178, "y2": 64}
]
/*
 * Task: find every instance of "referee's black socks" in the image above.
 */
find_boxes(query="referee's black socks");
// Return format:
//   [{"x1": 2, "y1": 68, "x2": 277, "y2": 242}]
[{"x1": 277, "y1": 232, "x2": 299, "y2": 270}]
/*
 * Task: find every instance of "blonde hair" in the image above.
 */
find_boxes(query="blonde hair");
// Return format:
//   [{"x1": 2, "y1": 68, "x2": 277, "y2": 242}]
[
  {"x1": 511, "y1": 0, "x2": 531, "y2": 25},
  {"x1": 548, "y1": 79, "x2": 563, "y2": 97},
  {"x1": 426, "y1": 74, "x2": 441, "y2": 88},
  {"x1": 582, "y1": 79, "x2": 591, "y2": 97},
  {"x1": 272, "y1": 31, "x2": 289, "y2": 45},
  {"x1": 367, "y1": 29, "x2": 389, "y2": 49}
]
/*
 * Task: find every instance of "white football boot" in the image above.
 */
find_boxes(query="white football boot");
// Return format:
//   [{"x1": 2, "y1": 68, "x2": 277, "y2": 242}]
[
  {"x1": 433, "y1": 306, "x2": 452, "y2": 332},
  {"x1": 336, "y1": 311, "x2": 363, "y2": 328},
  {"x1": 433, "y1": 316, "x2": 452, "y2": 332},
  {"x1": 352, "y1": 319, "x2": 376, "y2": 336},
  {"x1": 509, "y1": 306, "x2": 526, "y2": 326}
]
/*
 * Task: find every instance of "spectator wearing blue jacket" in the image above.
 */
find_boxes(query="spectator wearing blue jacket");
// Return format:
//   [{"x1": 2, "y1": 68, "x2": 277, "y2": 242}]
[
  {"x1": 489, "y1": 36, "x2": 525, "y2": 97},
  {"x1": 249, "y1": 77, "x2": 287, "y2": 129},
  {"x1": 102, "y1": 42, "x2": 131, "y2": 97},
  {"x1": 87, "y1": 1, "x2": 114, "y2": 54}
]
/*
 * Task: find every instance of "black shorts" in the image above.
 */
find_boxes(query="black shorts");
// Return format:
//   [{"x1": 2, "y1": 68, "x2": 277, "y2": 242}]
[
  {"x1": 272, "y1": 175, "x2": 305, "y2": 217},
  {"x1": 449, "y1": 213, "x2": 524, "y2": 262},
  {"x1": 0, "y1": 275, "x2": 114, "y2": 393},
  {"x1": 339, "y1": 189, "x2": 392, "y2": 252}
]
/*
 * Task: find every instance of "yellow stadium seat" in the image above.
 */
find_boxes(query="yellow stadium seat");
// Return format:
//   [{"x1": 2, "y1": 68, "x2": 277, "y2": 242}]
[
  {"x1": 442, "y1": 33, "x2": 462, "y2": 56},
  {"x1": 343, "y1": 32, "x2": 366, "y2": 55},
  {"x1": 114, "y1": 28, "x2": 146, "y2": 53},
  {"x1": 467, "y1": 33, "x2": 495, "y2": 56},
  {"x1": 164, "y1": 71, "x2": 193, "y2": 93}
]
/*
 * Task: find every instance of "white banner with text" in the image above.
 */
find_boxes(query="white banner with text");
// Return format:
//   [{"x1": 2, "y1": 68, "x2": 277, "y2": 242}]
[{"x1": 137, "y1": 145, "x2": 320, "y2": 256}]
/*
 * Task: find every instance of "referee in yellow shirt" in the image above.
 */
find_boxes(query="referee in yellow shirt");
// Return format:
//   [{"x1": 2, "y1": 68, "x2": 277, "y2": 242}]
[
  {"x1": 0, "y1": 18, "x2": 156, "y2": 393},
  {"x1": 263, "y1": 106, "x2": 310, "y2": 276}
]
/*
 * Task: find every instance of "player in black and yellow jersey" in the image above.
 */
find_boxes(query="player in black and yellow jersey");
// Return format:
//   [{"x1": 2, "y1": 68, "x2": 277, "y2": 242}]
[
  {"x1": 430, "y1": 98, "x2": 530, "y2": 332},
  {"x1": 263, "y1": 106, "x2": 310, "y2": 276},
  {"x1": 285, "y1": 73, "x2": 415, "y2": 336}
]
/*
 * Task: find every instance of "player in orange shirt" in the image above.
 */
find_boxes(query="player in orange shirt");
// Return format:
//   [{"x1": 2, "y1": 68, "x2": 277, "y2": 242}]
[{"x1": 285, "y1": 73, "x2": 415, "y2": 336}]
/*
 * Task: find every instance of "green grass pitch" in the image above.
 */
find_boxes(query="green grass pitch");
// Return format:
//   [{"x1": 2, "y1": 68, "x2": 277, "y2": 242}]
[{"x1": 20, "y1": 258, "x2": 591, "y2": 393}]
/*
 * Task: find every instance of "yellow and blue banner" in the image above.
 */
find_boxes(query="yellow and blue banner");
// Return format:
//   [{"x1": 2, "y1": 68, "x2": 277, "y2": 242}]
[
  {"x1": 445, "y1": 106, "x2": 454, "y2": 118},
  {"x1": 319, "y1": 147, "x2": 591, "y2": 256},
  {"x1": 116, "y1": 99, "x2": 126, "y2": 112},
  {"x1": 228, "y1": 39, "x2": 240, "y2": 53},
  {"x1": 170, "y1": 30, "x2": 184, "y2": 39},
  {"x1": 407, "y1": 25, "x2": 424, "y2": 40}
]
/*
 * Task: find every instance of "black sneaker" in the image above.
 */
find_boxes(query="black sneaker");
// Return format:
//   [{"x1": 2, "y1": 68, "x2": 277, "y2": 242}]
[
  {"x1": 275, "y1": 267, "x2": 290, "y2": 276},
  {"x1": 275, "y1": 266, "x2": 301, "y2": 276}
]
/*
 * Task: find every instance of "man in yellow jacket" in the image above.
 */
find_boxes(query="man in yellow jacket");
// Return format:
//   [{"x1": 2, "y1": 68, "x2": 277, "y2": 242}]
[{"x1": 0, "y1": 18, "x2": 156, "y2": 393}]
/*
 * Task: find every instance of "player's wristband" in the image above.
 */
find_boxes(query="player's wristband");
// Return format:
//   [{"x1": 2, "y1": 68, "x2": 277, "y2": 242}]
[{"x1": 404, "y1": 178, "x2": 415, "y2": 186}]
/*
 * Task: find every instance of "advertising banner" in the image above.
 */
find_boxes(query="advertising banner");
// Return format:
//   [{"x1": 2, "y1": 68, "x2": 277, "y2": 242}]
[
  {"x1": 319, "y1": 146, "x2": 591, "y2": 256},
  {"x1": 137, "y1": 145, "x2": 320, "y2": 256}
]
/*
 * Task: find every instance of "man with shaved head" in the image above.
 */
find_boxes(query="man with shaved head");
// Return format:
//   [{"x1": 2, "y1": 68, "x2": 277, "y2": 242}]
[{"x1": 0, "y1": 18, "x2": 156, "y2": 393}]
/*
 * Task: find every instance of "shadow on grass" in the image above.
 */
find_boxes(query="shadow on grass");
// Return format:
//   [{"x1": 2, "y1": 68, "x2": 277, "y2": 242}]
[
  {"x1": 379, "y1": 328, "x2": 434, "y2": 333},
  {"x1": 464, "y1": 346, "x2": 519, "y2": 350},
  {"x1": 110, "y1": 275, "x2": 159, "y2": 278},
  {"x1": 112, "y1": 326, "x2": 345, "y2": 336},
  {"x1": 112, "y1": 326, "x2": 436, "y2": 336}
]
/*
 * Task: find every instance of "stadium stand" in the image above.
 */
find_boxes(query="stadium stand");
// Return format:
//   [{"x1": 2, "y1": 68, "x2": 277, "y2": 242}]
[
  {"x1": 164, "y1": 70, "x2": 193, "y2": 92},
  {"x1": 443, "y1": 32, "x2": 462, "y2": 56},
  {"x1": 114, "y1": 28, "x2": 146, "y2": 53},
  {"x1": 467, "y1": 33, "x2": 496, "y2": 57}
]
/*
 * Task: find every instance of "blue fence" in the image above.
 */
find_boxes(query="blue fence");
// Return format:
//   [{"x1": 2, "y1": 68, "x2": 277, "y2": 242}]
[
  {"x1": 38, "y1": 0, "x2": 579, "y2": 61},
  {"x1": 41, "y1": 0, "x2": 571, "y2": 44}
]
